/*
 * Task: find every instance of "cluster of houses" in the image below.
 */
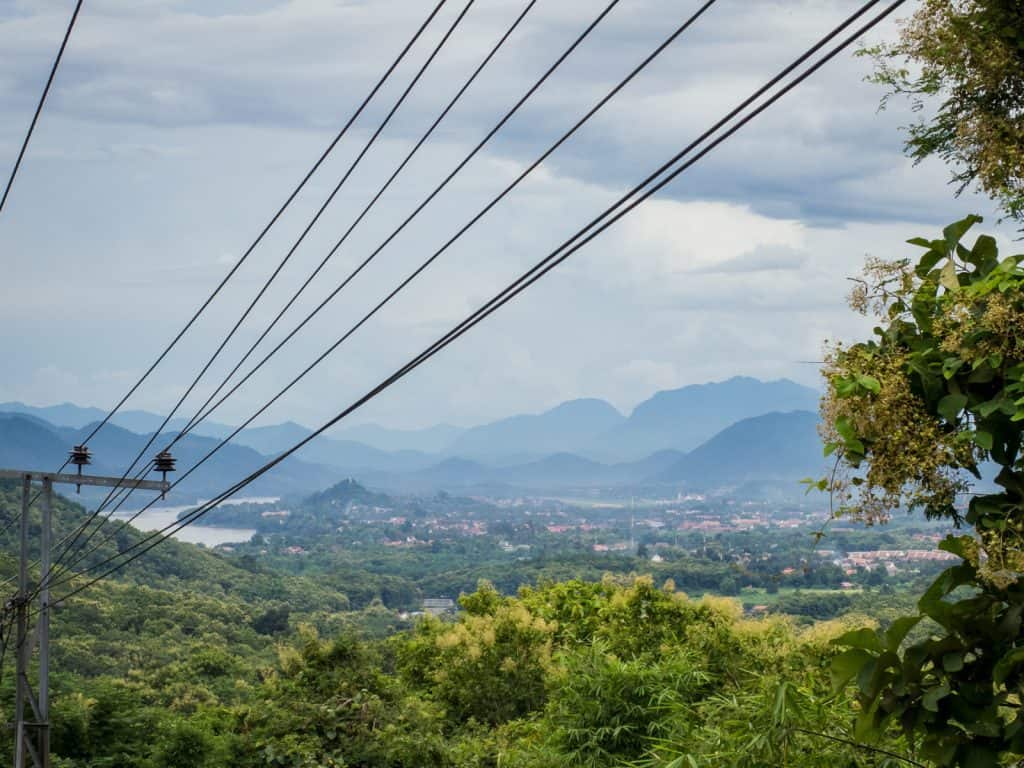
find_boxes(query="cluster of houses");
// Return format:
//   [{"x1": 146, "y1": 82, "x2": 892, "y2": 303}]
[{"x1": 837, "y1": 548, "x2": 958, "y2": 574}]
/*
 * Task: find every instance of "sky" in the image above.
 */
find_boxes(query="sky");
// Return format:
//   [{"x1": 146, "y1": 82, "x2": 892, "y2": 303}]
[{"x1": 0, "y1": 0, "x2": 1015, "y2": 431}]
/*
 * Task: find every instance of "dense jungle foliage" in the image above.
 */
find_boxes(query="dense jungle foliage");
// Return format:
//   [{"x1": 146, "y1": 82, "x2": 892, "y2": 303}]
[{"x1": 0, "y1": 480, "x2": 931, "y2": 767}]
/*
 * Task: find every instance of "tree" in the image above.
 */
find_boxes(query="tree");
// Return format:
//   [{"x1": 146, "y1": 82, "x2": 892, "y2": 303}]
[
  {"x1": 252, "y1": 604, "x2": 291, "y2": 636},
  {"x1": 545, "y1": 643, "x2": 704, "y2": 767},
  {"x1": 397, "y1": 594, "x2": 555, "y2": 725},
  {"x1": 819, "y1": 216, "x2": 1024, "y2": 766},
  {"x1": 862, "y1": 0, "x2": 1024, "y2": 224}
]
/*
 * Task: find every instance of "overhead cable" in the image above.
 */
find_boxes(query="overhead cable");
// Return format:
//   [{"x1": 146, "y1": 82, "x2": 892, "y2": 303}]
[
  {"x1": 62, "y1": 0, "x2": 450, "y2": 458},
  {"x1": 1, "y1": 0, "x2": 83, "y2": 216},
  {"x1": 46, "y1": 0, "x2": 906, "y2": 599},
  {"x1": 43, "y1": 0, "x2": 457, "y2": 574},
  {"x1": 47, "y1": 0, "x2": 629, "y2": 579},
  {"x1": 174, "y1": 0, "x2": 541, "y2": 445}
]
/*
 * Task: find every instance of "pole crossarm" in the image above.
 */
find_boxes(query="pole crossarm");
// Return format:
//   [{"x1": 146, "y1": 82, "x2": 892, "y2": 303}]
[{"x1": 0, "y1": 470, "x2": 169, "y2": 493}]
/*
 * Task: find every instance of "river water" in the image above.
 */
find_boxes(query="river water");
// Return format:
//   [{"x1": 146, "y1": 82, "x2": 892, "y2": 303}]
[{"x1": 112, "y1": 496, "x2": 274, "y2": 547}]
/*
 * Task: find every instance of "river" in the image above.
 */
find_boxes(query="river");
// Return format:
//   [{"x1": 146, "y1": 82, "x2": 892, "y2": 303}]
[{"x1": 112, "y1": 496, "x2": 275, "y2": 547}]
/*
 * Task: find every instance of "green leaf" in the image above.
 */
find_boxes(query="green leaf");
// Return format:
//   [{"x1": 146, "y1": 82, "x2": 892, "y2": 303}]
[
  {"x1": 943, "y1": 214, "x2": 983, "y2": 248},
  {"x1": 942, "y1": 652, "x2": 964, "y2": 672},
  {"x1": 832, "y1": 376, "x2": 860, "y2": 398},
  {"x1": 914, "y1": 247, "x2": 944, "y2": 277},
  {"x1": 832, "y1": 627, "x2": 883, "y2": 653},
  {"x1": 994, "y1": 647, "x2": 1024, "y2": 685},
  {"x1": 855, "y1": 375, "x2": 881, "y2": 394},
  {"x1": 883, "y1": 616, "x2": 921, "y2": 652},
  {"x1": 835, "y1": 416, "x2": 856, "y2": 442},
  {"x1": 854, "y1": 708, "x2": 878, "y2": 742},
  {"x1": 998, "y1": 256, "x2": 1021, "y2": 274},
  {"x1": 973, "y1": 430, "x2": 994, "y2": 450},
  {"x1": 938, "y1": 393, "x2": 967, "y2": 422},
  {"x1": 938, "y1": 535, "x2": 975, "y2": 560},
  {"x1": 800, "y1": 477, "x2": 828, "y2": 495},
  {"x1": 942, "y1": 357, "x2": 964, "y2": 379},
  {"x1": 823, "y1": 442, "x2": 839, "y2": 457},
  {"x1": 977, "y1": 398, "x2": 1011, "y2": 418},
  {"x1": 940, "y1": 260, "x2": 960, "y2": 292},
  {"x1": 922, "y1": 683, "x2": 950, "y2": 712},
  {"x1": 971, "y1": 234, "x2": 999, "y2": 272}
]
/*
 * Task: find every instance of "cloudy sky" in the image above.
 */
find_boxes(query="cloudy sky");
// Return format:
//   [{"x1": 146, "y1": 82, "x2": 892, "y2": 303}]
[{"x1": 0, "y1": 0, "x2": 1014, "y2": 431}]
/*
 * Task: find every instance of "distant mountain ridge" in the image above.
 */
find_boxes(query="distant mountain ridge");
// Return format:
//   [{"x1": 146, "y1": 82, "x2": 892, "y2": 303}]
[
  {"x1": 347, "y1": 412, "x2": 821, "y2": 496},
  {"x1": 1, "y1": 377, "x2": 822, "y2": 496},
  {"x1": 0, "y1": 401, "x2": 233, "y2": 440},
  {"x1": 331, "y1": 423, "x2": 465, "y2": 454},
  {"x1": 0, "y1": 413, "x2": 337, "y2": 504},
  {"x1": 656, "y1": 410, "x2": 825, "y2": 487},
  {"x1": 590, "y1": 376, "x2": 819, "y2": 460},
  {"x1": 446, "y1": 398, "x2": 625, "y2": 461}
]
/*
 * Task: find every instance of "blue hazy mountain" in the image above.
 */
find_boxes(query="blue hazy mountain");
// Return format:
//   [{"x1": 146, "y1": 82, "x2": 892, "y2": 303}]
[
  {"x1": 590, "y1": 376, "x2": 819, "y2": 461},
  {"x1": 358, "y1": 410, "x2": 820, "y2": 495},
  {"x1": 0, "y1": 401, "x2": 234, "y2": 439},
  {"x1": 226, "y1": 422, "x2": 436, "y2": 473},
  {"x1": 329, "y1": 423, "x2": 465, "y2": 454},
  {"x1": 446, "y1": 398, "x2": 625, "y2": 461},
  {"x1": 654, "y1": 410, "x2": 823, "y2": 488},
  {"x1": 0, "y1": 414, "x2": 89, "y2": 471},
  {"x1": 0, "y1": 377, "x2": 822, "y2": 492},
  {"x1": 0, "y1": 407, "x2": 824, "y2": 498},
  {"x1": 0, "y1": 413, "x2": 336, "y2": 503}
]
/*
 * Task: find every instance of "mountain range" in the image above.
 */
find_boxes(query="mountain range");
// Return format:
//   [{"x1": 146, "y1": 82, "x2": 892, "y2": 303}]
[{"x1": 0, "y1": 377, "x2": 826, "y2": 499}]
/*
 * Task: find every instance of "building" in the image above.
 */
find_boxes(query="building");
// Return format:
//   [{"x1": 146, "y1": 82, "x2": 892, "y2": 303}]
[{"x1": 423, "y1": 598, "x2": 456, "y2": 616}]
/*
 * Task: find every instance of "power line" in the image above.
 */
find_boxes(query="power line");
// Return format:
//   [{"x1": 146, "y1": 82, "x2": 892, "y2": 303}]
[
  {"x1": 164, "y1": 0, "x2": 625, "y2": 448},
  {"x1": 13, "y1": 0, "x2": 451, "y2": 545},
  {"x1": 61, "y1": 0, "x2": 450, "y2": 461},
  {"x1": 41, "y1": 0, "x2": 456, "y2": 576},
  {"x1": 0, "y1": 461, "x2": 154, "y2": 595},
  {"x1": 44, "y1": 0, "x2": 538, "y2": 574},
  {"x1": 74, "y1": 0, "x2": 474, "y2": 526},
  {"x1": 0, "y1": 0, "x2": 83, "y2": 216},
  {"x1": 0, "y1": 0, "x2": 85, "y2": 549},
  {"x1": 174, "y1": 0, "x2": 541, "y2": 446},
  {"x1": 47, "y1": 0, "x2": 704, "y2": 581},
  {"x1": 45, "y1": 0, "x2": 625, "y2": 580},
  {"x1": 70, "y1": 0, "x2": 516, "y2": 542},
  {"x1": 47, "y1": 0, "x2": 906, "y2": 601},
  {"x1": 172, "y1": 0, "x2": 715, "y2": 456}
]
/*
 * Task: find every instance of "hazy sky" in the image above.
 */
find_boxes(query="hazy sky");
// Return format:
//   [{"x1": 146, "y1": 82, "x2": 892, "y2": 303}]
[{"x1": 0, "y1": 0, "x2": 1014, "y2": 430}]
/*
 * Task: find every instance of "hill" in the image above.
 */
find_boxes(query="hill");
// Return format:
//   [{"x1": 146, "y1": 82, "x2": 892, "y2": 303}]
[
  {"x1": 654, "y1": 410, "x2": 823, "y2": 490},
  {"x1": 0, "y1": 413, "x2": 80, "y2": 469},
  {"x1": 0, "y1": 414, "x2": 338, "y2": 503},
  {"x1": 0, "y1": 400, "x2": 233, "y2": 439},
  {"x1": 231, "y1": 422, "x2": 435, "y2": 473},
  {"x1": 446, "y1": 398, "x2": 624, "y2": 461},
  {"x1": 330, "y1": 422, "x2": 465, "y2": 454},
  {"x1": 592, "y1": 376, "x2": 819, "y2": 461},
  {"x1": 302, "y1": 477, "x2": 394, "y2": 513}
]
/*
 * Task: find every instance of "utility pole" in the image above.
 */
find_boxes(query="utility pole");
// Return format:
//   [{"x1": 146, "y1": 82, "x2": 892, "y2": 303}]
[{"x1": 1, "y1": 463, "x2": 169, "y2": 768}]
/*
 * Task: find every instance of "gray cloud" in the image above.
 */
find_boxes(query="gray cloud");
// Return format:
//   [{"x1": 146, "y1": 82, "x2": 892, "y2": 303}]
[{"x1": 0, "y1": 0, "x2": 1013, "y2": 432}]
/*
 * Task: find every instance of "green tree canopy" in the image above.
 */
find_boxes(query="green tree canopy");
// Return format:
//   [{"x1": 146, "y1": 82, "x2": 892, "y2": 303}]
[
  {"x1": 863, "y1": 0, "x2": 1024, "y2": 223},
  {"x1": 820, "y1": 216, "x2": 1024, "y2": 766}
]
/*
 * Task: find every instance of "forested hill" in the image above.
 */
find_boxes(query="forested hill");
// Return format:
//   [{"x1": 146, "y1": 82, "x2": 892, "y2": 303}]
[
  {"x1": 0, "y1": 478, "x2": 931, "y2": 767},
  {"x1": 0, "y1": 479, "x2": 349, "y2": 611}
]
